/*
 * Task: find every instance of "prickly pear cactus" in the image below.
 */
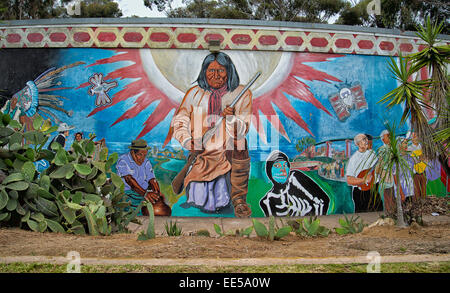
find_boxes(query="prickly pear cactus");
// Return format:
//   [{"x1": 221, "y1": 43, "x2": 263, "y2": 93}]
[{"x1": 0, "y1": 111, "x2": 135, "y2": 235}]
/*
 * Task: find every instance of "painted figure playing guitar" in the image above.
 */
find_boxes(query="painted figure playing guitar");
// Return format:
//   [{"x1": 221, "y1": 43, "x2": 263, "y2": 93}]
[{"x1": 346, "y1": 134, "x2": 378, "y2": 212}]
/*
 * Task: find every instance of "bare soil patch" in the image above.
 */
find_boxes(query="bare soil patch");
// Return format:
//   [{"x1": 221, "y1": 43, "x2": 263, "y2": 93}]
[{"x1": 1, "y1": 223, "x2": 449, "y2": 259}]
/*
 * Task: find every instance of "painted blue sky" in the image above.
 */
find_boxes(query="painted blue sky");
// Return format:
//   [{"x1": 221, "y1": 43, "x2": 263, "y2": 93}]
[{"x1": 55, "y1": 48, "x2": 406, "y2": 159}]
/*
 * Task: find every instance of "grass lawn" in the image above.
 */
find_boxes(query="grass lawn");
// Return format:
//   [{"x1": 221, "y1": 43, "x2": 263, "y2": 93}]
[{"x1": 1, "y1": 261, "x2": 449, "y2": 273}]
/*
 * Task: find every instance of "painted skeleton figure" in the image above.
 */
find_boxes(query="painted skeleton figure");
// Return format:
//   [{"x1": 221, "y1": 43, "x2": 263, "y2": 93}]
[{"x1": 260, "y1": 151, "x2": 330, "y2": 217}]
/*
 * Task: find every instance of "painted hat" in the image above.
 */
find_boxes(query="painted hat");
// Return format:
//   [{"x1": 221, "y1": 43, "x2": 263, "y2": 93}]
[
  {"x1": 57, "y1": 122, "x2": 75, "y2": 132},
  {"x1": 128, "y1": 139, "x2": 150, "y2": 150}
]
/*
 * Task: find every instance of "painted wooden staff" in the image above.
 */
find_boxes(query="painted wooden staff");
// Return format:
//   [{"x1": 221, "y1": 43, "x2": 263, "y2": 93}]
[{"x1": 171, "y1": 71, "x2": 261, "y2": 195}]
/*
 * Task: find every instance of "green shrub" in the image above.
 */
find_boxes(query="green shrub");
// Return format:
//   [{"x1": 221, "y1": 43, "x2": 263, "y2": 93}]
[
  {"x1": 335, "y1": 214, "x2": 366, "y2": 235},
  {"x1": 213, "y1": 223, "x2": 253, "y2": 237},
  {"x1": 195, "y1": 229, "x2": 211, "y2": 237},
  {"x1": 164, "y1": 220, "x2": 183, "y2": 236},
  {"x1": 213, "y1": 223, "x2": 233, "y2": 237},
  {"x1": 235, "y1": 226, "x2": 253, "y2": 237},
  {"x1": 289, "y1": 216, "x2": 330, "y2": 237},
  {"x1": 0, "y1": 111, "x2": 135, "y2": 235},
  {"x1": 252, "y1": 216, "x2": 292, "y2": 241}
]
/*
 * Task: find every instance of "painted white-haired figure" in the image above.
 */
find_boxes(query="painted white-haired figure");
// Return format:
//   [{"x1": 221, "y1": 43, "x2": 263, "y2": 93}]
[
  {"x1": 380, "y1": 130, "x2": 390, "y2": 146},
  {"x1": 376, "y1": 129, "x2": 396, "y2": 213},
  {"x1": 169, "y1": 52, "x2": 252, "y2": 217},
  {"x1": 345, "y1": 133, "x2": 379, "y2": 212},
  {"x1": 407, "y1": 131, "x2": 427, "y2": 201},
  {"x1": 406, "y1": 131, "x2": 441, "y2": 201},
  {"x1": 340, "y1": 87, "x2": 353, "y2": 108},
  {"x1": 395, "y1": 137, "x2": 415, "y2": 203}
]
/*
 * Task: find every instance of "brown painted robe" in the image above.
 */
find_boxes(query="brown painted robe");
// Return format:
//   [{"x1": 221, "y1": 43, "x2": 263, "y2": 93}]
[{"x1": 171, "y1": 85, "x2": 252, "y2": 188}]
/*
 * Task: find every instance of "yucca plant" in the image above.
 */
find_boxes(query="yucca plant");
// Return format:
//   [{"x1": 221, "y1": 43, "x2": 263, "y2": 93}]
[
  {"x1": 335, "y1": 214, "x2": 367, "y2": 235},
  {"x1": 381, "y1": 16, "x2": 449, "y2": 175},
  {"x1": 429, "y1": 85, "x2": 450, "y2": 161},
  {"x1": 411, "y1": 17, "x2": 449, "y2": 172},
  {"x1": 409, "y1": 17, "x2": 449, "y2": 120},
  {"x1": 373, "y1": 122, "x2": 412, "y2": 227},
  {"x1": 164, "y1": 220, "x2": 183, "y2": 236},
  {"x1": 432, "y1": 108, "x2": 450, "y2": 153},
  {"x1": 379, "y1": 54, "x2": 434, "y2": 155},
  {"x1": 377, "y1": 17, "x2": 449, "y2": 224}
]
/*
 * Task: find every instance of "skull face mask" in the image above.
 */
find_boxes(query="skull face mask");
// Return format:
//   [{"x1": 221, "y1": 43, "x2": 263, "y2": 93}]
[{"x1": 271, "y1": 161, "x2": 290, "y2": 184}]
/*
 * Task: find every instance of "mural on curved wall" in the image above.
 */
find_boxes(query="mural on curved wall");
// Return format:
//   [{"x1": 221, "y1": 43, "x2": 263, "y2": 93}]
[{"x1": 0, "y1": 48, "x2": 447, "y2": 218}]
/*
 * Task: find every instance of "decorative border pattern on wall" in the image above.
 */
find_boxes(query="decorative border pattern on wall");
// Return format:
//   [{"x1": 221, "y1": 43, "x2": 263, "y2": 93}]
[{"x1": 0, "y1": 23, "x2": 448, "y2": 56}]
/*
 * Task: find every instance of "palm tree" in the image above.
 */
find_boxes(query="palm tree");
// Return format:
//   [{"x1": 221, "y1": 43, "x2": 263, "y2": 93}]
[
  {"x1": 377, "y1": 47, "x2": 430, "y2": 229},
  {"x1": 379, "y1": 54, "x2": 432, "y2": 153},
  {"x1": 380, "y1": 16, "x2": 449, "y2": 170},
  {"x1": 372, "y1": 122, "x2": 411, "y2": 227},
  {"x1": 432, "y1": 107, "x2": 450, "y2": 155},
  {"x1": 407, "y1": 17, "x2": 449, "y2": 173},
  {"x1": 377, "y1": 17, "x2": 449, "y2": 226}
]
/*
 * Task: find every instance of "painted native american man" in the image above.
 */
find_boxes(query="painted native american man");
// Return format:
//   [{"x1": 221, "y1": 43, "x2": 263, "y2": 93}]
[{"x1": 169, "y1": 52, "x2": 253, "y2": 217}]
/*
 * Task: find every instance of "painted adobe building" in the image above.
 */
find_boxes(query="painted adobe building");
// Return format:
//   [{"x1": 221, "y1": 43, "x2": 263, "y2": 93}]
[{"x1": 0, "y1": 18, "x2": 448, "y2": 218}]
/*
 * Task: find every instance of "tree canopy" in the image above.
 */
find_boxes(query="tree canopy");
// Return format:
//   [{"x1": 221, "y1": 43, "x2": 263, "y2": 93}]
[
  {"x1": 1, "y1": 0, "x2": 447, "y2": 31},
  {"x1": 62, "y1": 0, "x2": 122, "y2": 18},
  {"x1": 0, "y1": 0, "x2": 122, "y2": 20},
  {"x1": 144, "y1": 0, "x2": 449, "y2": 32},
  {"x1": 144, "y1": 0, "x2": 348, "y2": 23},
  {"x1": 336, "y1": 0, "x2": 449, "y2": 33},
  {"x1": 0, "y1": 0, "x2": 61, "y2": 20}
]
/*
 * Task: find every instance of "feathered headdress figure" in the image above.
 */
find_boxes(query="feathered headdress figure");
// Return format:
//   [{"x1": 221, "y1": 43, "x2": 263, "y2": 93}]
[{"x1": 1, "y1": 62, "x2": 84, "y2": 130}]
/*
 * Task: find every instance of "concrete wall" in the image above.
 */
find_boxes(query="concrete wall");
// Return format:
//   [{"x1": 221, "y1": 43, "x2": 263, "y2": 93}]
[{"x1": 0, "y1": 19, "x2": 448, "y2": 217}]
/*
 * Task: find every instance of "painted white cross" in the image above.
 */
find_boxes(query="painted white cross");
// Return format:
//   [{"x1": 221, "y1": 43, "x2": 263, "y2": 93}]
[{"x1": 88, "y1": 73, "x2": 118, "y2": 107}]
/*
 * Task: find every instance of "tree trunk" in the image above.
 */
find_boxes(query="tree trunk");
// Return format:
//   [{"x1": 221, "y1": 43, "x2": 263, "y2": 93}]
[{"x1": 395, "y1": 163, "x2": 407, "y2": 227}]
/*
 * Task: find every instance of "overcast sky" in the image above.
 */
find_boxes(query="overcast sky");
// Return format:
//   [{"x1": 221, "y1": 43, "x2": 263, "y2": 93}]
[
  {"x1": 116, "y1": 0, "x2": 183, "y2": 17},
  {"x1": 115, "y1": 0, "x2": 346, "y2": 23}
]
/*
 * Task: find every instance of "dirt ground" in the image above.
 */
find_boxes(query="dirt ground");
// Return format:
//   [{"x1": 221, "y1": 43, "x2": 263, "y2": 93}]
[
  {"x1": 1, "y1": 197, "x2": 449, "y2": 260},
  {"x1": 0, "y1": 220, "x2": 449, "y2": 260}
]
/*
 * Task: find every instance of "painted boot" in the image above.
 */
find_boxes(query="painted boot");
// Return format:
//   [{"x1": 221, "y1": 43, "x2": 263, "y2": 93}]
[{"x1": 230, "y1": 157, "x2": 252, "y2": 218}]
